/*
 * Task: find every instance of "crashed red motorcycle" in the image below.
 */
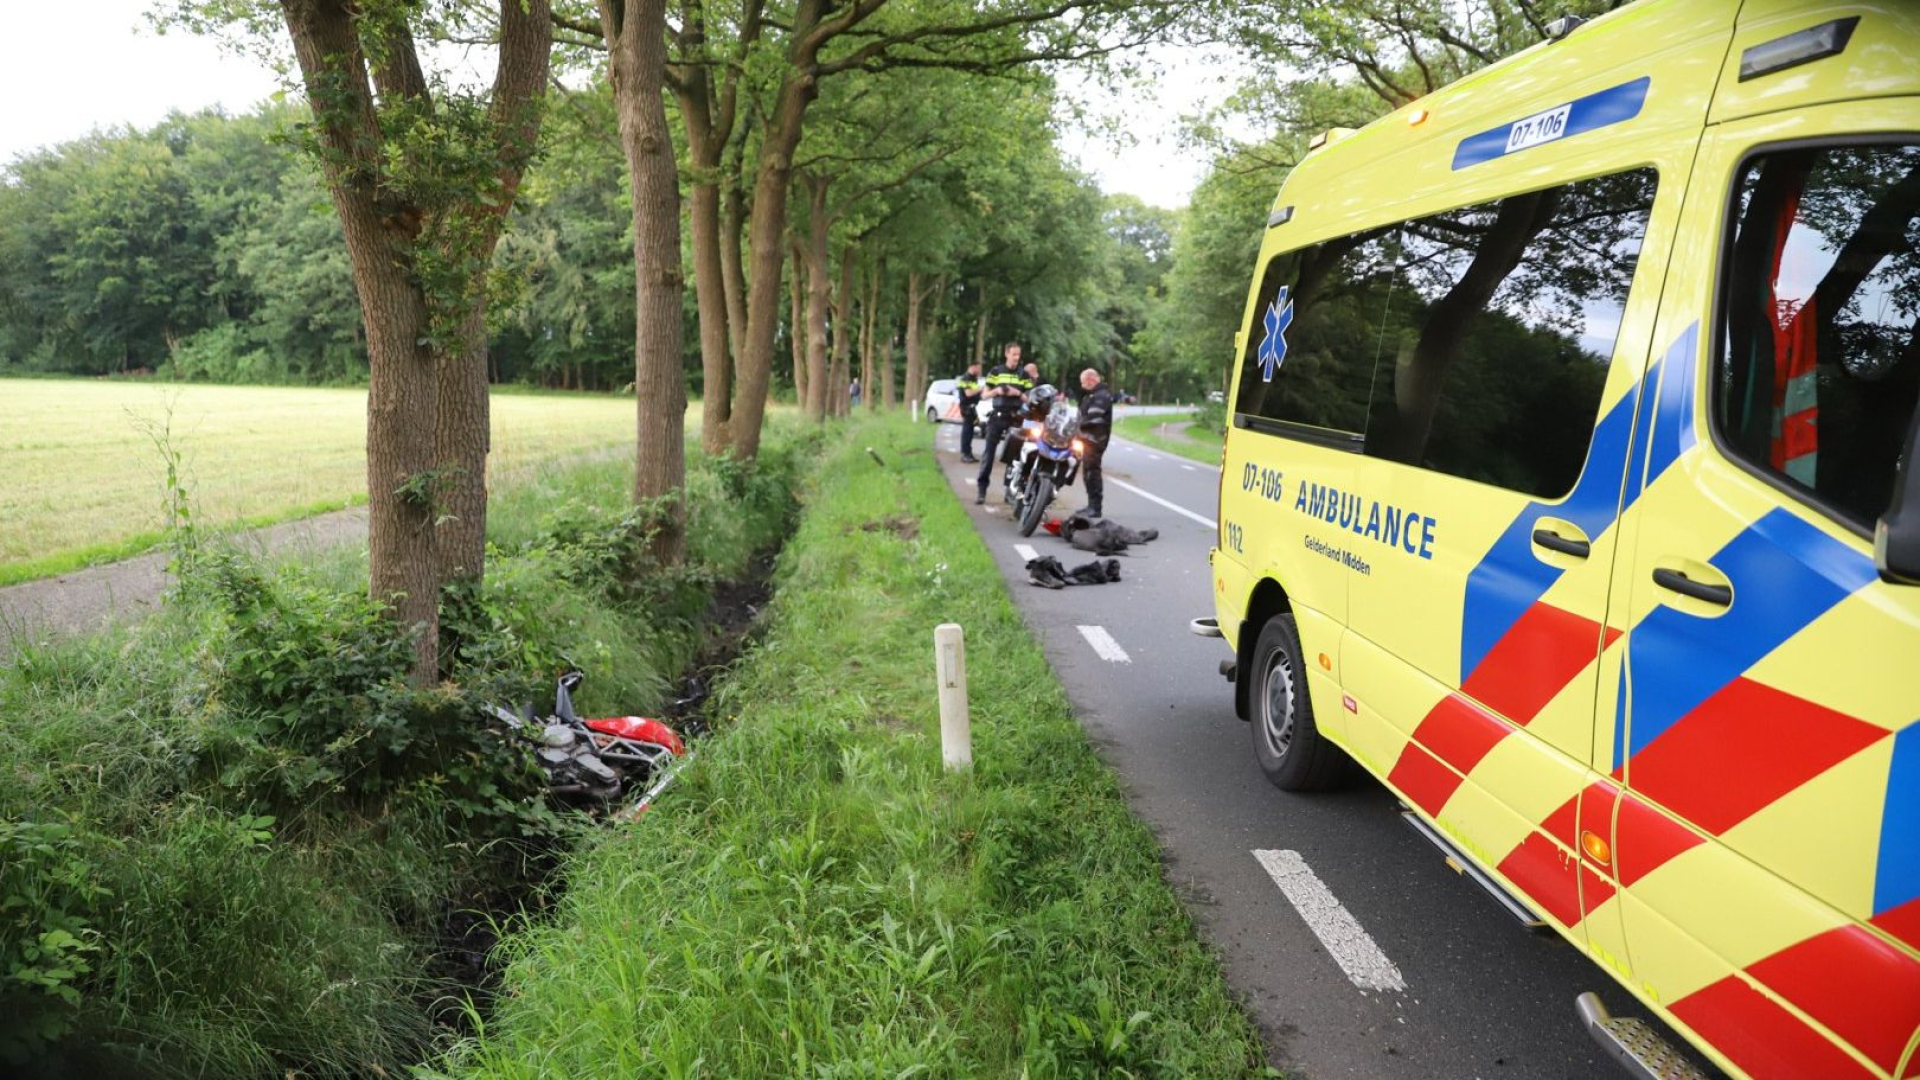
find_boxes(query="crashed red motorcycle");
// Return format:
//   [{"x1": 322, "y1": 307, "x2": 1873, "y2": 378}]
[{"x1": 492, "y1": 671, "x2": 687, "y2": 808}]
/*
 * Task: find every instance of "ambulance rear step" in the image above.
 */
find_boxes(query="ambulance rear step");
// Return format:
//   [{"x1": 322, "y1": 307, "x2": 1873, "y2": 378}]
[
  {"x1": 1398, "y1": 808, "x2": 1546, "y2": 929},
  {"x1": 1576, "y1": 992, "x2": 1713, "y2": 1080}
]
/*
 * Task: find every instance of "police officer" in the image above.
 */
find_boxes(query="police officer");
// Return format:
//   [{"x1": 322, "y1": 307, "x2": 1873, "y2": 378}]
[
  {"x1": 975, "y1": 342, "x2": 1034, "y2": 504},
  {"x1": 1076, "y1": 367, "x2": 1114, "y2": 518},
  {"x1": 955, "y1": 361, "x2": 984, "y2": 462}
]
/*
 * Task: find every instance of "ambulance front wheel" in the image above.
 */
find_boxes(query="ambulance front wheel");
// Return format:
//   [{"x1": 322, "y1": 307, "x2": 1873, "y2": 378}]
[{"x1": 1249, "y1": 614, "x2": 1350, "y2": 792}]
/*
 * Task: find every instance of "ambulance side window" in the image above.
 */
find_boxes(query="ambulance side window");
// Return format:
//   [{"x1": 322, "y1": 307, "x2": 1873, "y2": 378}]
[
  {"x1": 1362, "y1": 168, "x2": 1658, "y2": 497},
  {"x1": 1234, "y1": 227, "x2": 1402, "y2": 445},
  {"x1": 1716, "y1": 143, "x2": 1920, "y2": 530}
]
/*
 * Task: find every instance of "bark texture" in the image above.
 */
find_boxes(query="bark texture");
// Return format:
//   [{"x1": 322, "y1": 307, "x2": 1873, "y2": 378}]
[
  {"x1": 788, "y1": 236, "x2": 808, "y2": 407},
  {"x1": 436, "y1": 299, "x2": 490, "y2": 580},
  {"x1": 831, "y1": 246, "x2": 855, "y2": 417},
  {"x1": 728, "y1": 15, "x2": 821, "y2": 460},
  {"x1": 881, "y1": 329, "x2": 897, "y2": 409},
  {"x1": 802, "y1": 175, "x2": 832, "y2": 421},
  {"x1": 435, "y1": 0, "x2": 551, "y2": 583},
  {"x1": 860, "y1": 258, "x2": 880, "y2": 411},
  {"x1": 602, "y1": 0, "x2": 688, "y2": 564}
]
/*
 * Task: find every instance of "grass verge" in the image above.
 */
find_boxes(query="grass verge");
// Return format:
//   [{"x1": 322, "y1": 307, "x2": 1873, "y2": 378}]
[
  {"x1": 0, "y1": 427, "x2": 809, "y2": 1077},
  {"x1": 1114, "y1": 414, "x2": 1221, "y2": 465},
  {"x1": 433, "y1": 415, "x2": 1271, "y2": 1079}
]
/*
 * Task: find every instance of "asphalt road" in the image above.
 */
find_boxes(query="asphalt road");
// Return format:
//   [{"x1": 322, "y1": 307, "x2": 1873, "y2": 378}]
[{"x1": 931, "y1": 420, "x2": 1711, "y2": 1080}]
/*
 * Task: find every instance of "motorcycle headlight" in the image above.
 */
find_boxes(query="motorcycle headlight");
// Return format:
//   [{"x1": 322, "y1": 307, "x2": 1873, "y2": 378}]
[
  {"x1": 1072, "y1": 437, "x2": 1087, "y2": 457},
  {"x1": 1026, "y1": 422, "x2": 1044, "y2": 438}
]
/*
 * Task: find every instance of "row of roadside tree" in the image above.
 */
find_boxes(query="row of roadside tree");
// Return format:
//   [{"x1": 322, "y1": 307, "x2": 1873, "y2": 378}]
[{"x1": 0, "y1": 0, "x2": 1621, "y2": 686}]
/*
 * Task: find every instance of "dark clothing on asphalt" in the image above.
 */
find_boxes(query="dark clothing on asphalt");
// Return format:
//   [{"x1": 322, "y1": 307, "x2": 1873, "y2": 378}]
[
  {"x1": 1076, "y1": 384, "x2": 1115, "y2": 516},
  {"x1": 1062, "y1": 512, "x2": 1157, "y2": 554},
  {"x1": 1025, "y1": 555, "x2": 1122, "y2": 589}
]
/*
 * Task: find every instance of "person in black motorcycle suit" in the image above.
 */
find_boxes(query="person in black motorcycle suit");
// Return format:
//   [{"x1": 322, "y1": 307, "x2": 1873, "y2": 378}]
[
  {"x1": 1075, "y1": 367, "x2": 1114, "y2": 518},
  {"x1": 974, "y1": 342, "x2": 1035, "y2": 504}
]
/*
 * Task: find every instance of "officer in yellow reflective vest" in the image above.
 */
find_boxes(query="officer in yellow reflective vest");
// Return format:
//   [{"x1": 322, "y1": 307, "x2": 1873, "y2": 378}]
[
  {"x1": 955, "y1": 361, "x2": 984, "y2": 462},
  {"x1": 975, "y1": 343, "x2": 1033, "y2": 504}
]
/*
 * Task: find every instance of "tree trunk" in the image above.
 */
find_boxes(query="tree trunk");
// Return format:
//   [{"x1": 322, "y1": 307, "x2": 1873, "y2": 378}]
[
  {"x1": 279, "y1": 0, "x2": 442, "y2": 683},
  {"x1": 831, "y1": 244, "x2": 854, "y2": 417},
  {"x1": 904, "y1": 272, "x2": 937, "y2": 411},
  {"x1": 436, "y1": 296, "x2": 490, "y2": 581},
  {"x1": 679, "y1": 100, "x2": 733, "y2": 454},
  {"x1": 729, "y1": 73, "x2": 814, "y2": 460},
  {"x1": 802, "y1": 175, "x2": 832, "y2": 421},
  {"x1": 881, "y1": 330, "x2": 897, "y2": 409},
  {"x1": 972, "y1": 305, "x2": 987, "y2": 370},
  {"x1": 860, "y1": 256, "x2": 880, "y2": 412},
  {"x1": 603, "y1": 0, "x2": 688, "y2": 564},
  {"x1": 721, "y1": 156, "x2": 750, "y2": 368},
  {"x1": 788, "y1": 233, "x2": 808, "y2": 407},
  {"x1": 436, "y1": 0, "x2": 548, "y2": 588}
]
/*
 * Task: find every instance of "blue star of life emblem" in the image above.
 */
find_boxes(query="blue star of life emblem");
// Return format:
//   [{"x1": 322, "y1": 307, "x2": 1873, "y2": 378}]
[{"x1": 1258, "y1": 286, "x2": 1294, "y2": 383}]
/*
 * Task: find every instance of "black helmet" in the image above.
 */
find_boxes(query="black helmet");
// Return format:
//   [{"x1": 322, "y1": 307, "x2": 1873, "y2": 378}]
[{"x1": 1029, "y1": 384, "x2": 1059, "y2": 411}]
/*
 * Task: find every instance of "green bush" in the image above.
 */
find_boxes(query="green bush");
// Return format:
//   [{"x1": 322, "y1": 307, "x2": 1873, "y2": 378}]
[
  {"x1": 0, "y1": 818, "x2": 112, "y2": 1059},
  {"x1": 183, "y1": 555, "x2": 550, "y2": 839},
  {"x1": 1193, "y1": 398, "x2": 1227, "y2": 434},
  {"x1": 164, "y1": 324, "x2": 273, "y2": 383}
]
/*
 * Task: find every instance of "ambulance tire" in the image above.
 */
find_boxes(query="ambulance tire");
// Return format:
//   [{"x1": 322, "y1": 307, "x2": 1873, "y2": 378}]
[{"x1": 1249, "y1": 614, "x2": 1349, "y2": 791}]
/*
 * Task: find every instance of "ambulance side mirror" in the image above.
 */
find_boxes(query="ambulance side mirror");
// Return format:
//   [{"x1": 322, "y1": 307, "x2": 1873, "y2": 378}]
[{"x1": 1877, "y1": 410, "x2": 1920, "y2": 586}]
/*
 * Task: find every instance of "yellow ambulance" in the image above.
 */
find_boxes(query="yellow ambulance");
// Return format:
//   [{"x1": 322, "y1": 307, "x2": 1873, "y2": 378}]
[{"x1": 1205, "y1": 3, "x2": 1920, "y2": 1077}]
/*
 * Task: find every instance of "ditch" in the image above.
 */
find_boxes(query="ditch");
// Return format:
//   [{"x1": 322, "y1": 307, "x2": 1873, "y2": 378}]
[{"x1": 416, "y1": 535, "x2": 786, "y2": 1054}]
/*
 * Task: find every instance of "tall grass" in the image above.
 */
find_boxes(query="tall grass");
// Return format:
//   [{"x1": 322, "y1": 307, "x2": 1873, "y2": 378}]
[
  {"x1": 433, "y1": 417, "x2": 1272, "y2": 1079},
  {"x1": 0, "y1": 428, "x2": 809, "y2": 1078}
]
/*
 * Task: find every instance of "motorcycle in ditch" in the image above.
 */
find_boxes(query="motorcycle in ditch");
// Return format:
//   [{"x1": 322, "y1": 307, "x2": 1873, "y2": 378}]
[
  {"x1": 491, "y1": 671, "x2": 686, "y2": 805},
  {"x1": 1001, "y1": 387, "x2": 1091, "y2": 537}
]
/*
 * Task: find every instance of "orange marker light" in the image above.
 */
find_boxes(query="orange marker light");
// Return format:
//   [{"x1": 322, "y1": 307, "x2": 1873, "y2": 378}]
[
  {"x1": 1581, "y1": 831, "x2": 1612, "y2": 866},
  {"x1": 1408, "y1": 107, "x2": 1430, "y2": 126},
  {"x1": 1318, "y1": 653, "x2": 1332, "y2": 670}
]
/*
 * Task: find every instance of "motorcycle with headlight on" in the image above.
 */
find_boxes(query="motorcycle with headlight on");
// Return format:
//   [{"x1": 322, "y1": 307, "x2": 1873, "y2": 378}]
[{"x1": 1000, "y1": 385, "x2": 1090, "y2": 536}]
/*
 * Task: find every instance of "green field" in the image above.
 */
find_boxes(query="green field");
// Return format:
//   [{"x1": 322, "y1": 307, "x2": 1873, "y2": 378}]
[{"x1": 0, "y1": 379, "x2": 648, "y2": 583}]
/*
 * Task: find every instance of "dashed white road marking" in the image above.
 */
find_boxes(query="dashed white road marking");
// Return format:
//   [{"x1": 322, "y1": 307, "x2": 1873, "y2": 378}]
[
  {"x1": 1106, "y1": 476, "x2": 1217, "y2": 529},
  {"x1": 1182, "y1": 464, "x2": 1198, "y2": 472},
  {"x1": 1145, "y1": 452, "x2": 1162, "y2": 461},
  {"x1": 1076, "y1": 625, "x2": 1132, "y2": 663},
  {"x1": 1014, "y1": 543, "x2": 1039, "y2": 561},
  {"x1": 1253, "y1": 849, "x2": 1407, "y2": 994}
]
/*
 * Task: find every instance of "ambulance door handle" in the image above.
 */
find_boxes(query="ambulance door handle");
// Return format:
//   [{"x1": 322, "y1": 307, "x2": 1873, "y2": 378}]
[
  {"x1": 1652, "y1": 567, "x2": 1732, "y2": 607},
  {"x1": 1531, "y1": 527, "x2": 1590, "y2": 559}
]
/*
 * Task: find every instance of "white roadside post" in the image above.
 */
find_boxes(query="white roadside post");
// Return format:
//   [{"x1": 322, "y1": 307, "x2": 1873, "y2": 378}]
[{"x1": 935, "y1": 623, "x2": 971, "y2": 771}]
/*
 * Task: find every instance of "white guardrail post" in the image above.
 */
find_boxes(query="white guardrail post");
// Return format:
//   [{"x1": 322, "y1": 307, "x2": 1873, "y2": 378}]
[{"x1": 935, "y1": 623, "x2": 971, "y2": 771}]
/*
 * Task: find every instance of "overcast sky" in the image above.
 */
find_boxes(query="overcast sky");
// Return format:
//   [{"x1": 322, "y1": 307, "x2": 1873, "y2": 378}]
[{"x1": 1, "y1": 0, "x2": 1229, "y2": 209}]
